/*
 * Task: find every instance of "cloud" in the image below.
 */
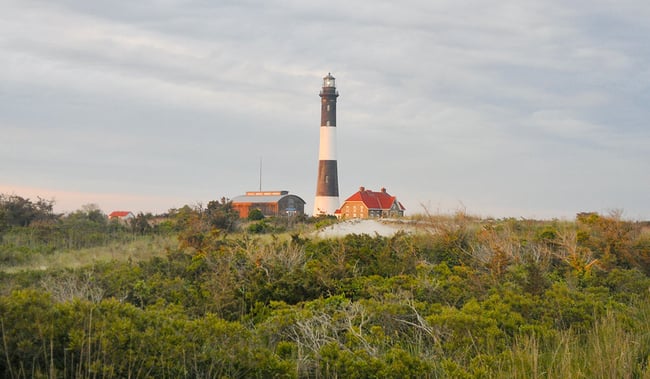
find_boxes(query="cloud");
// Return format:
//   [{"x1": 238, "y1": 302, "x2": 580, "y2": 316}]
[{"x1": 1, "y1": 0, "x2": 649, "y2": 219}]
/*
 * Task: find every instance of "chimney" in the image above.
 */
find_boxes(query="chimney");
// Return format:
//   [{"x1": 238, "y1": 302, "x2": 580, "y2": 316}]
[
  {"x1": 359, "y1": 186, "x2": 365, "y2": 192},
  {"x1": 381, "y1": 187, "x2": 386, "y2": 193}
]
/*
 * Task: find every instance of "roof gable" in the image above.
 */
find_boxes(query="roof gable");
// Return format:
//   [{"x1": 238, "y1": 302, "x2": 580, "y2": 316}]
[{"x1": 231, "y1": 191, "x2": 306, "y2": 205}]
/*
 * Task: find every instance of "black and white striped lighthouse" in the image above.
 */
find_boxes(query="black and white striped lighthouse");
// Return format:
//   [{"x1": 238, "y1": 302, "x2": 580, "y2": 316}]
[{"x1": 313, "y1": 73, "x2": 340, "y2": 215}]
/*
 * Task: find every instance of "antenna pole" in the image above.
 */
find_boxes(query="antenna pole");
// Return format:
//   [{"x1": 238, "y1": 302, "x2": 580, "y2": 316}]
[{"x1": 259, "y1": 157, "x2": 262, "y2": 191}]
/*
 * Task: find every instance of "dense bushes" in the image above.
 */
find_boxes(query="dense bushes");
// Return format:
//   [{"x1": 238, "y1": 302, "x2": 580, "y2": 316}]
[
  {"x1": 0, "y1": 291, "x2": 293, "y2": 378},
  {"x1": 2, "y1": 210, "x2": 650, "y2": 377}
]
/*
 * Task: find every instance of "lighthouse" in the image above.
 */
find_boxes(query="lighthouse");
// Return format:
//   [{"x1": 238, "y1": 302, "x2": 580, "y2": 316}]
[{"x1": 313, "y1": 73, "x2": 340, "y2": 215}]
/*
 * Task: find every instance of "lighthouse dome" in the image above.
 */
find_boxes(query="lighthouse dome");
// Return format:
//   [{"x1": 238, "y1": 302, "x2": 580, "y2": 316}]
[{"x1": 323, "y1": 73, "x2": 336, "y2": 88}]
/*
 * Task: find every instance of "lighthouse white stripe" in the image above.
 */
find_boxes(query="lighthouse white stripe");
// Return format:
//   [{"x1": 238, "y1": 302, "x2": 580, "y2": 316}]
[
  {"x1": 313, "y1": 196, "x2": 340, "y2": 216},
  {"x1": 318, "y1": 126, "x2": 337, "y2": 160}
]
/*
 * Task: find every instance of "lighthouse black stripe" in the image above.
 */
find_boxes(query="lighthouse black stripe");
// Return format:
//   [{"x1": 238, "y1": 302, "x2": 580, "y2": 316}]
[
  {"x1": 316, "y1": 160, "x2": 339, "y2": 196},
  {"x1": 320, "y1": 99, "x2": 337, "y2": 126}
]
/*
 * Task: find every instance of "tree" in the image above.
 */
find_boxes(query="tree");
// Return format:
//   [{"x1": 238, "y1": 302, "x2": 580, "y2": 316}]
[
  {"x1": 130, "y1": 212, "x2": 153, "y2": 235},
  {"x1": 205, "y1": 197, "x2": 238, "y2": 232},
  {"x1": 58, "y1": 205, "x2": 110, "y2": 249},
  {"x1": 248, "y1": 208, "x2": 264, "y2": 221},
  {"x1": 0, "y1": 194, "x2": 56, "y2": 231}
]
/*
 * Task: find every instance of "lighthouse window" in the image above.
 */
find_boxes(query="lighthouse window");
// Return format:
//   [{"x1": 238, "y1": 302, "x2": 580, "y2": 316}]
[
  {"x1": 327, "y1": 104, "x2": 331, "y2": 111},
  {"x1": 325, "y1": 176, "x2": 329, "y2": 184},
  {"x1": 326, "y1": 120, "x2": 330, "y2": 126}
]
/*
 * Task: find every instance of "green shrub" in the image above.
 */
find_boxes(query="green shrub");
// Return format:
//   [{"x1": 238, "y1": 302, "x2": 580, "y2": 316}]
[{"x1": 248, "y1": 208, "x2": 265, "y2": 221}]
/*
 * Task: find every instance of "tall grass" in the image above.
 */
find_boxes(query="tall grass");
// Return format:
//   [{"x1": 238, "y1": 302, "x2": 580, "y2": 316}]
[
  {"x1": 499, "y1": 303, "x2": 650, "y2": 378},
  {"x1": 0, "y1": 234, "x2": 176, "y2": 273}
]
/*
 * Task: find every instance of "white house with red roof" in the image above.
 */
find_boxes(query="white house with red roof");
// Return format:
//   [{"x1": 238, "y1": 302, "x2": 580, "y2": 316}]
[
  {"x1": 108, "y1": 211, "x2": 135, "y2": 222},
  {"x1": 336, "y1": 187, "x2": 405, "y2": 219}
]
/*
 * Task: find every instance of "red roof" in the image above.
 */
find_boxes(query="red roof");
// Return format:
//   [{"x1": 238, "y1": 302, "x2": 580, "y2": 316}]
[
  {"x1": 342, "y1": 187, "x2": 405, "y2": 211},
  {"x1": 108, "y1": 211, "x2": 133, "y2": 218}
]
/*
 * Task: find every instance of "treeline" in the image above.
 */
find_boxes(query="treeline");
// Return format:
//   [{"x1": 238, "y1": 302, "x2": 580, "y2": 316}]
[
  {"x1": 2, "y1": 201, "x2": 650, "y2": 377},
  {"x1": 0, "y1": 194, "x2": 244, "y2": 266}
]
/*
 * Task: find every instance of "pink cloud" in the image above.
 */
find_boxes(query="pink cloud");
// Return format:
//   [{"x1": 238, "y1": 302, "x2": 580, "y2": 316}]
[{"x1": 0, "y1": 184, "x2": 188, "y2": 215}]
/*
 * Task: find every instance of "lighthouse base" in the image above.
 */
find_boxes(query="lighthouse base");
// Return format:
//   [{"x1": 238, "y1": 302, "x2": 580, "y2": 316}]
[{"x1": 313, "y1": 196, "x2": 340, "y2": 216}]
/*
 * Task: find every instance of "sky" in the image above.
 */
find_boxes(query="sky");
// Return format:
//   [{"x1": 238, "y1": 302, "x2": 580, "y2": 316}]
[{"x1": 1, "y1": 0, "x2": 649, "y2": 220}]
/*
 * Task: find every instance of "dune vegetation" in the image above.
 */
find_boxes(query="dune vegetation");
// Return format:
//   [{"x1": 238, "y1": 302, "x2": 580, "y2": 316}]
[{"x1": 2, "y1": 194, "x2": 650, "y2": 378}]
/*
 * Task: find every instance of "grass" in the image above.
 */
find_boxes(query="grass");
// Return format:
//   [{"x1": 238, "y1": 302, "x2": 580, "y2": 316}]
[
  {"x1": 498, "y1": 307, "x2": 650, "y2": 378},
  {"x1": 0, "y1": 234, "x2": 176, "y2": 274}
]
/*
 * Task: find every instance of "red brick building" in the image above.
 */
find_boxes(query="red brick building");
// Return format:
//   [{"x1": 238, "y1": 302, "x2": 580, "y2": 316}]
[{"x1": 336, "y1": 187, "x2": 405, "y2": 219}]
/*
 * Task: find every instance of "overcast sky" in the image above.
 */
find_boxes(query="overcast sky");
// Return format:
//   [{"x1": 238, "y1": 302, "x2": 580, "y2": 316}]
[{"x1": 1, "y1": 0, "x2": 649, "y2": 219}]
